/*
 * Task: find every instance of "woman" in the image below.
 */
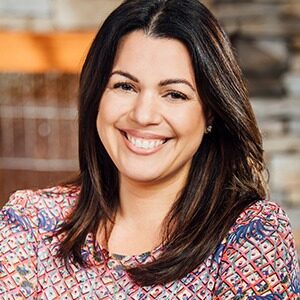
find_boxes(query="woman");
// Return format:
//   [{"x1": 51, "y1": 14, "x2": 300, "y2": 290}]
[{"x1": 0, "y1": 0, "x2": 299, "y2": 298}]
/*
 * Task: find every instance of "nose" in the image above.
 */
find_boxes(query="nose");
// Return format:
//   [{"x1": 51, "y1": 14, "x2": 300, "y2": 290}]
[{"x1": 129, "y1": 91, "x2": 162, "y2": 126}]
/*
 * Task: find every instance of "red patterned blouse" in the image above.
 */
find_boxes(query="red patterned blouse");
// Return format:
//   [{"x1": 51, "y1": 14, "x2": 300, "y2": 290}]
[{"x1": 0, "y1": 186, "x2": 299, "y2": 299}]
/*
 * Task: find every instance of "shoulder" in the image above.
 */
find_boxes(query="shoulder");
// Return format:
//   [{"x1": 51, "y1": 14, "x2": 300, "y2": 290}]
[
  {"x1": 1, "y1": 185, "x2": 79, "y2": 234},
  {"x1": 214, "y1": 200, "x2": 296, "y2": 264},
  {"x1": 213, "y1": 200, "x2": 300, "y2": 298},
  {"x1": 238, "y1": 200, "x2": 289, "y2": 223},
  {"x1": 224, "y1": 200, "x2": 297, "y2": 262},
  {"x1": 0, "y1": 186, "x2": 79, "y2": 298},
  {"x1": 7, "y1": 185, "x2": 79, "y2": 207},
  {"x1": 228, "y1": 200, "x2": 292, "y2": 239}
]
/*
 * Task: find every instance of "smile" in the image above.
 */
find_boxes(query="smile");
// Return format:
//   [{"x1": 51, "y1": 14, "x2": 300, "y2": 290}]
[
  {"x1": 126, "y1": 133, "x2": 166, "y2": 150},
  {"x1": 121, "y1": 130, "x2": 168, "y2": 151}
]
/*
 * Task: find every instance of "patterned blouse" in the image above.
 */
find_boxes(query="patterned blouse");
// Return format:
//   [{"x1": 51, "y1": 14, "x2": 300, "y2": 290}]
[{"x1": 0, "y1": 186, "x2": 299, "y2": 299}]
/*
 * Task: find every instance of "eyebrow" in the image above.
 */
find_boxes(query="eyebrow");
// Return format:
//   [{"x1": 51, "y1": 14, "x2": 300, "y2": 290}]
[
  {"x1": 159, "y1": 79, "x2": 195, "y2": 92},
  {"x1": 110, "y1": 70, "x2": 196, "y2": 92},
  {"x1": 111, "y1": 70, "x2": 139, "y2": 82}
]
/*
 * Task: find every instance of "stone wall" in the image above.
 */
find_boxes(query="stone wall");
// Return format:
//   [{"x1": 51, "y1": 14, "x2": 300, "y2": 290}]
[
  {"x1": 0, "y1": 73, "x2": 79, "y2": 200},
  {"x1": 0, "y1": 0, "x2": 122, "y2": 31},
  {"x1": 0, "y1": 1, "x2": 299, "y2": 243},
  {"x1": 210, "y1": 0, "x2": 300, "y2": 212}
]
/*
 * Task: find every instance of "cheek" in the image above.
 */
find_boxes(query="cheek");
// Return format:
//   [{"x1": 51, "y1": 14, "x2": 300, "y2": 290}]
[
  {"x1": 96, "y1": 99, "x2": 113, "y2": 145},
  {"x1": 172, "y1": 106, "x2": 206, "y2": 139},
  {"x1": 97, "y1": 96, "x2": 118, "y2": 131},
  {"x1": 96, "y1": 112, "x2": 103, "y2": 138},
  {"x1": 96, "y1": 105, "x2": 116, "y2": 159},
  {"x1": 96, "y1": 95, "x2": 128, "y2": 151},
  {"x1": 97, "y1": 92, "x2": 130, "y2": 127},
  {"x1": 98, "y1": 98, "x2": 111, "y2": 124}
]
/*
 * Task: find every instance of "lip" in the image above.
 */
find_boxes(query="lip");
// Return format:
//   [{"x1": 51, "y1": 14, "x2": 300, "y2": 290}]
[
  {"x1": 119, "y1": 129, "x2": 170, "y2": 155},
  {"x1": 121, "y1": 129, "x2": 169, "y2": 140}
]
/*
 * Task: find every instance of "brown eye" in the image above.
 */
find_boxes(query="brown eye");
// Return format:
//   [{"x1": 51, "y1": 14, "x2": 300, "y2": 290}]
[
  {"x1": 113, "y1": 82, "x2": 135, "y2": 92},
  {"x1": 165, "y1": 91, "x2": 189, "y2": 101}
]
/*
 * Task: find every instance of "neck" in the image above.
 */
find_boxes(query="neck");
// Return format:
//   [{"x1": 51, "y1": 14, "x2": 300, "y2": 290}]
[
  {"x1": 98, "y1": 174, "x2": 188, "y2": 256},
  {"x1": 118, "y1": 174, "x2": 186, "y2": 226}
]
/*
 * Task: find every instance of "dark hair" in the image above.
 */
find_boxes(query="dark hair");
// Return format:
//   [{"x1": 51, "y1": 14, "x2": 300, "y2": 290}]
[{"x1": 58, "y1": 0, "x2": 267, "y2": 286}]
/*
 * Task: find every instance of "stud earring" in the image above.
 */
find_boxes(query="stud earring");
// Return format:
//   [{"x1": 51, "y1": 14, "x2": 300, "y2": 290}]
[{"x1": 205, "y1": 125, "x2": 212, "y2": 134}]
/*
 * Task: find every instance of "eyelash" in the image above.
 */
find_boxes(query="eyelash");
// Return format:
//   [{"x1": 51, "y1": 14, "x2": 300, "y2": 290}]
[
  {"x1": 112, "y1": 82, "x2": 189, "y2": 101},
  {"x1": 164, "y1": 91, "x2": 189, "y2": 101},
  {"x1": 113, "y1": 82, "x2": 136, "y2": 92}
]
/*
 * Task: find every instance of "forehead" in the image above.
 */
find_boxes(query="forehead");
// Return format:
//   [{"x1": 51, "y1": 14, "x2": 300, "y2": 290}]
[{"x1": 112, "y1": 30, "x2": 196, "y2": 84}]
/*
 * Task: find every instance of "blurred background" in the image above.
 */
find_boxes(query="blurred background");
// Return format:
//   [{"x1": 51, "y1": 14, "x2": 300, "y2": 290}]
[{"x1": 0, "y1": 0, "x2": 299, "y2": 254}]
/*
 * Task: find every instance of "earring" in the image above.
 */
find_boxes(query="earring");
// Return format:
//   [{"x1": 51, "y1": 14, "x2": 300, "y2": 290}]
[{"x1": 205, "y1": 125, "x2": 212, "y2": 134}]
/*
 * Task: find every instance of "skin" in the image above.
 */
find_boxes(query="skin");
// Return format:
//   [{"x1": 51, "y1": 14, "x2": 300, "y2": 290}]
[{"x1": 96, "y1": 30, "x2": 207, "y2": 255}]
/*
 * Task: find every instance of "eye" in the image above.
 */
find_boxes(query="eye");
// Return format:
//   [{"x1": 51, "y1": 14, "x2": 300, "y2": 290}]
[
  {"x1": 113, "y1": 82, "x2": 136, "y2": 92},
  {"x1": 164, "y1": 91, "x2": 189, "y2": 101}
]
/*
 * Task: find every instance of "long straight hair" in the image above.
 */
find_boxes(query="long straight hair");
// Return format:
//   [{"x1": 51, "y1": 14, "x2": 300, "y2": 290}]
[{"x1": 58, "y1": 0, "x2": 267, "y2": 285}]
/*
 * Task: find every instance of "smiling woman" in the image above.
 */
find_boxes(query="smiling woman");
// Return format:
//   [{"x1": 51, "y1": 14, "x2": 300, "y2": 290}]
[
  {"x1": 97, "y1": 31, "x2": 205, "y2": 188},
  {"x1": 96, "y1": 31, "x2": 206, "y2": 256},
  {"x1": 0, "y1": 0, "x2": 299, "y2": 299}
]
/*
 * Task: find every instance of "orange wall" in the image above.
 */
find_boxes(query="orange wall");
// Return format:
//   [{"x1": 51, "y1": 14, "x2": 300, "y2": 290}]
[{"x1": 0, "y1": 31, "x2": 95, "y2": 72}]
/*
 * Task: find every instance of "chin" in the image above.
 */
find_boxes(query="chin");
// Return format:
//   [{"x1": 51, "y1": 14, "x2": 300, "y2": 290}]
[
  {"x1": 121, "y1": 169, "x2": 164, "y2": 184},
  {"x1": 127, "y1": 174, "x2": 161, "y2": 183}
]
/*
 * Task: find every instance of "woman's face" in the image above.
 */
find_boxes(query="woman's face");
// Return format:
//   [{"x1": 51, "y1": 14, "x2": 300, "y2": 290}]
[{"x1": 97, "y1": 30, "x2": 206, "y2": 187}]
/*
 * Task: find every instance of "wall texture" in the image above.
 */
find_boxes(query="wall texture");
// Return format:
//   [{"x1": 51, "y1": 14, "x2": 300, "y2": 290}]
[
  {"x1": 0, "y1": 73, "x2": 78, "y2": 199},
  {"x1": 0, "y1": 0, "x2": 299, "y2": 246}
]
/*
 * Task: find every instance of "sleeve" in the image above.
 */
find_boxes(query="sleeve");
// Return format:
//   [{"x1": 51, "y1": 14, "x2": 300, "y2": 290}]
[
  {"x1": 213, "y1": 202, "x2": 300, "y2": 299},
  {"x1": 0, "y1": 190, "x2": 39, "y2": 299}
]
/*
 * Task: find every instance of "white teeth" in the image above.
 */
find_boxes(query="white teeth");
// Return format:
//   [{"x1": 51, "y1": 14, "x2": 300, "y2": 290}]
[
  {"x1": 126, "y1": 133, "x2": 165, "y2": 150},
  {"x1": 136, "y1": 139, "x2": 142, "y2": 148}
]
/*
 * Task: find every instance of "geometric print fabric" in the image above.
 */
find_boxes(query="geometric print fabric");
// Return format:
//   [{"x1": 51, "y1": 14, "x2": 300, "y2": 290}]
[{"x1": 0, "y1": 186, "x2": 299, "y2": 299}]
